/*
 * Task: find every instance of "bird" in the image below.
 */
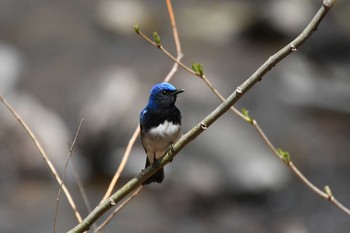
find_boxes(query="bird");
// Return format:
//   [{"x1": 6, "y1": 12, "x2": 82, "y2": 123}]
[{"x1": 140, "y1": 82, "x2": 184, "y2": 185}]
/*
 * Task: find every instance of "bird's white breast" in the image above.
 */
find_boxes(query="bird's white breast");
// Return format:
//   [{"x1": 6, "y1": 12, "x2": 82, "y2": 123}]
[
  {"x1": 149, "y1": 120, "x2": 180, "y2": 138},
  {"x1": 144, "y1": 120, "x2": 181, "y2": 162}
]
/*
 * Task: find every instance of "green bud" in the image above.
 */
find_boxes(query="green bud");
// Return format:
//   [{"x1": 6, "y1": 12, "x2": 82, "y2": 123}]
[
  {"x1": 133, "y1": 24, "x2": 140, "y2": 34},
  {"x1": 324, "y1": 185, "x2": 333, "y2": 197},
  {"x1": 153, "y1": 32, "x2": 161, "y2": 46},
  {"x1": 277, "y1": 148, "x2": 291, "y2": 163},
  {"x1": 191, "y1": 63, "x2": 204, "y2": 76},
  {"x1": 241, "y1": 108, "x2": 253, "y2": 124}
]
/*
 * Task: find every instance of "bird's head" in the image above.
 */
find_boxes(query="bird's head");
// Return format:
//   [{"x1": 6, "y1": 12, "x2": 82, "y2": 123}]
[{"x1": 147, "y1": 82, "x2": 184, "y2": 109}]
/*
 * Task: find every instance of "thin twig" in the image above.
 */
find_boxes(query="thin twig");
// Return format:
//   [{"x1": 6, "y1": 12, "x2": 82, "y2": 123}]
[
  {"x1": 164, "y1": 0, "x2": 183, "y2": 82},
  {"x1": 100, "y1": 126, "x2": 140, "y2": 204},
  {"x1": 70, "y1": 159, "x2": 95, "y2": 229},
  {"x1": 289, "y1": 162, "x2": 328, "y2": 198},
  {"x1": 94, "y1": 186, "x2": 143, "y2": 233},
  {"x1": 0, "y1": 95, "x2": 83, "y2": 223},
  {"x1": 68, "y1": 2, "x2": 337, "y2": 232},
  {"x1": 166, "y1": 0, "x2": 181, "y2": 55},
  {"x1": 253, "y1": 120, "x2": 350, "y2": 214},
  {"x1": 137, "y1": 30, "x2": 195, "y2": 76},
  {"x1": 54, "y1": 118, "x2": 84, "y2": 233}
]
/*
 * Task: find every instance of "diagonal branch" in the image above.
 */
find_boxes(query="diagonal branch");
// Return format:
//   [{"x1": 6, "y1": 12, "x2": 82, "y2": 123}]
[
  {"x1": 252, "y1": 117, "x2": 350, "y2": 216},
  {"x1": 68, "y1": 1, "x2": 337, "y2": 232},
  {"x1": 94, "y1": 186, "x2": 143, "y2": 233}
]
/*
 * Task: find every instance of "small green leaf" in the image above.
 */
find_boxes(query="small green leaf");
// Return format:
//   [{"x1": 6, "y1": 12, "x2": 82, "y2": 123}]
[
  {"x1": 277, "y1": 148, "x2": 291, "y2": 163},
  {"x1": 191, "y1": 63, "x2": 198, "y2": 73},
  {"x1": 324, "y1": 185, "x2": 333, "y2": 197},
  {"x1": 153, "y1": 32, "x2": 161, "y2": 46},
  {"x1": 241, "y1": 108, "x2": 253, "y2": 124},
  {"x1": 241, "y1": 108, "x2": 249, "y2": 117},
  {"x1": 191, "y1": 63, "x2": 204, "y2": 76},
  {"x1": 133, "y1": 24, "x2": 140, "y2": 34}
]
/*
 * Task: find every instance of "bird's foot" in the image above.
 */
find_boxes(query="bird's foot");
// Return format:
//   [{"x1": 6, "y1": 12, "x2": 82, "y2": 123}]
[
  {"x1": 152, "y1": 157, "x2": 161, "y2": 168},
  {"x1": 167, "y1": 144, "x2": 176, "y2": 162},
  {"x1": 169, "y1": 144, "x2": 175, "y2": 153}
]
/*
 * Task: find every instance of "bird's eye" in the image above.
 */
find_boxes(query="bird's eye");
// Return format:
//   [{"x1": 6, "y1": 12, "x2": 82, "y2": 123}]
[{"x1": 162, "y1": 90, "x2": 167, "y2": 95}]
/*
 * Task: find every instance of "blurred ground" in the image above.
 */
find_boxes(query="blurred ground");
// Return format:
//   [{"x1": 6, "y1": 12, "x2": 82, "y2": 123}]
[{"x1": 0, "y1": 0, "x2": 350, "y2": 232}]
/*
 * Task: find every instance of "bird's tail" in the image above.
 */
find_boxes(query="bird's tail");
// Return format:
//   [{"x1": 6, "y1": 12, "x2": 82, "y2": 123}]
[{"x1": 142, "y1": 158, "x2": 164, "y2": 185}]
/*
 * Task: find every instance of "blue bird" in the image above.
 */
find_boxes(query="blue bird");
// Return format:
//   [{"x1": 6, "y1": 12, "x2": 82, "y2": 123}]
[{"x1": 140, "y1": 82, "x2": 184, "y2": 185}]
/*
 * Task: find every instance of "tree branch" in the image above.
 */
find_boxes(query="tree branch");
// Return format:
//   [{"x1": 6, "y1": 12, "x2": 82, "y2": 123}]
[{"x1": 94, "y1": 186, "x2": 143, "y2": 233}]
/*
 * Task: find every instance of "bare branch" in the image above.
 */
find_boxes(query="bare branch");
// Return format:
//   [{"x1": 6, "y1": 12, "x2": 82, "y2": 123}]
[{"x1": 253, "y1": 118, "x2": 350, "y2": 216}]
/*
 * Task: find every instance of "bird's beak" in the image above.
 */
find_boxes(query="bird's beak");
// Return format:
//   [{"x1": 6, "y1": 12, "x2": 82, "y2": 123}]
[{"x1": 172, "y1": 89, "x2": 184, "y2": 95}]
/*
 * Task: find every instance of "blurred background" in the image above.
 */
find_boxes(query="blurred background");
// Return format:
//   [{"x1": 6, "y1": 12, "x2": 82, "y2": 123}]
[{"x1": 0, "y1": 0, "x2": 350, "y2": 232}]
